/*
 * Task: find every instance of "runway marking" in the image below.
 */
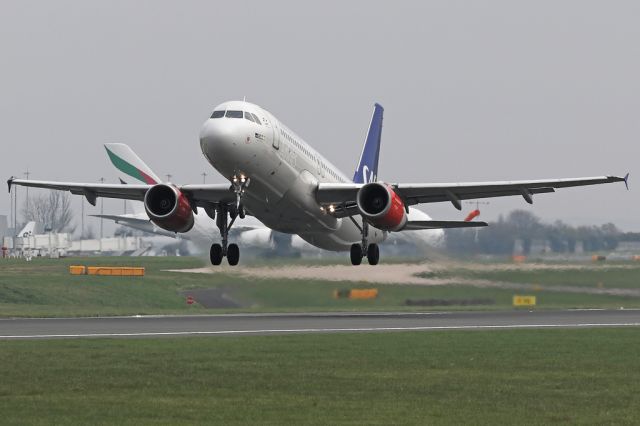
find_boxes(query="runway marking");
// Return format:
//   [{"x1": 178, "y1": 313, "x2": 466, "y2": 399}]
[
  {"x1": 2, "y1": 322, "x2": 640, "y2": 339},
  {"x1": 1, "y1": 308, "x2": 637, "y2": 322}
]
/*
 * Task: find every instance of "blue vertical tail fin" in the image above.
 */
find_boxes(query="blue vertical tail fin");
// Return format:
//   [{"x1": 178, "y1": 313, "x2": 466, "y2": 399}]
[{"x1": 353, "y1": 103, "x2": 384, "y2": 183}]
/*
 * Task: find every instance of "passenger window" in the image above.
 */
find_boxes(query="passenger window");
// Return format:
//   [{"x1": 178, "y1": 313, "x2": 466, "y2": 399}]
[
  {"x1": 210, "y1": 110, "x2": 225, "y2": 118},
  {"x1": 251, "y1": 113, "x2": 261, "y2": 124},
  {"x1": 244, "y1": 112, "x2": 255, "y2": 122},
  {"x1": 226, "y1": 110, "x2": 243, "y2": 118}
]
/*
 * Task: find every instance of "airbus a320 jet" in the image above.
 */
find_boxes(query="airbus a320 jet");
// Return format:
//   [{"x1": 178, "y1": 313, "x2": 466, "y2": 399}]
[{"x1": 7, "y1": 101, "x2": 628, "y2": 266}]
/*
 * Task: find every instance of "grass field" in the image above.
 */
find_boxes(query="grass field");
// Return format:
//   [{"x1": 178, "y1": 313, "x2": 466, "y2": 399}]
[
  {"x1": 430, "y1": 263, "x2": 640, "y2": 289},
  {"x1": 1, "y1": 256, "x2": 640, "y2": 316},
  {"x1": 1, "y1": 328, "x2": 639, "y2": 425}
]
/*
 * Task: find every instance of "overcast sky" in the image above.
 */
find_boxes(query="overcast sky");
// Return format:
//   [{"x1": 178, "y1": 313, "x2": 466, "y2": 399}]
[{"x1": 1, "y1": 1, "x2": 638, "y2": 234}]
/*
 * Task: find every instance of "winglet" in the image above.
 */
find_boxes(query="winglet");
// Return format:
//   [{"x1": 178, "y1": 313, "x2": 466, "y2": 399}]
[
  {"x1": 624, "y1": 173, "x2": 630, "y2": 190},
  {"x1": 7, "y1": 176, "x2": 14, "y2": 193}
]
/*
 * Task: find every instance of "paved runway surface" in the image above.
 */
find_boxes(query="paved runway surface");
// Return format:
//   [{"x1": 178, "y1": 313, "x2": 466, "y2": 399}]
[{"x1": 1, "y1": 309, "x2": 640, "y2": 339}]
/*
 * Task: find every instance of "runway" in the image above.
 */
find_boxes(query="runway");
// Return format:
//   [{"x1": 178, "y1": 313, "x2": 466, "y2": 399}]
[{"x1": 1, "y1": 309, "x2": 640, "y2": 339}]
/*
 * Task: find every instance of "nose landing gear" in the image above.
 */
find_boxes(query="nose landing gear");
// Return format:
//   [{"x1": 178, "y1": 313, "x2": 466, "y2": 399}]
[{"x1": 209, "y1": 175, "x2": 249, "y2": 266}]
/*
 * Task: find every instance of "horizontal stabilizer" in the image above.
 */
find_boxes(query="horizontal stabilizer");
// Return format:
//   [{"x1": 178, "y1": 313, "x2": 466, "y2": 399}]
[
  {"x1": 90, "y1": 214, "x2": 150, "y2": 225},
  {"x1": 403, "y1": 220, "x2": 488, "y2": 231},
  {"x1": 89, "y1": 214, "x2": 179, "y2": 238}
]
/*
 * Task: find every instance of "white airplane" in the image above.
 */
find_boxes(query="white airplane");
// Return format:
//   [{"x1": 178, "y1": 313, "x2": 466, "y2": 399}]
[
  {"x1": 16, "y1": 221, "x2": 36, "y2": 238},
  {"x1": 94, "y1": 143, "x2": 444, "y2": 254},
  {"x1": 7, "y1": 101, "x2": 628, "y2": 265}
]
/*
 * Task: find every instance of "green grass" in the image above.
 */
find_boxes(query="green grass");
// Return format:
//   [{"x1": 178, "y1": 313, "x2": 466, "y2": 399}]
[
  {"x1": 1, "y1": 328, "x2": 639, "y2": 424},
  {"x1": 2, "y1": 257, "x2": 640, "y2": 317},
  {"x1": 0, "y1": 256, "x2": 212, "y2": 316},
  {"x1": 436, "y1": 264, "x2": 640, "y2": 289}
]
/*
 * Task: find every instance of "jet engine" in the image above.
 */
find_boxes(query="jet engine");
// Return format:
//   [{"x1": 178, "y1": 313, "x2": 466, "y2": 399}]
[
  {"x1": 144, "y1": 184, "x2": 195, "y2": 233},
  {"x1": 356, "y1": 182, "x2": 407, "y2": 231}
]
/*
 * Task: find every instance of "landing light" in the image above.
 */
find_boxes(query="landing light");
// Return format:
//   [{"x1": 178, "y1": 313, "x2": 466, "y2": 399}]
[{"x1": 329, "y1": 205, "x2": 335, "y2": 213}]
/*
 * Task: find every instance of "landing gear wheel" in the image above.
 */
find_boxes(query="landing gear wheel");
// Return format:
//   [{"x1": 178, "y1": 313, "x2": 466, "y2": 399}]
[
  {"x1": 238, "y1": 204, "x2": 246, "y2": 219},
  {"x1": 210, "y1": 243, "x2": 223, "y2": 265},
  {"x1": 367, "y1": 243, "x2": 379, "y2": 265},
  {"x1": 350, "y1": 243, "x2": 363, "y2": 266},
  {"x1": 227, "y1": 243, "x2": 240, "y2": 266}
]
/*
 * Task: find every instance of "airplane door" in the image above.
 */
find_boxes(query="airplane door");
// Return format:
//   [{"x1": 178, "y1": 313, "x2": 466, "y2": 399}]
[
  {"x1": 261, "y1": 114, "x2": 280, "y2": 150},
  {"x1": 271, "y1": 120, "x2": 280, "y2": 150}
]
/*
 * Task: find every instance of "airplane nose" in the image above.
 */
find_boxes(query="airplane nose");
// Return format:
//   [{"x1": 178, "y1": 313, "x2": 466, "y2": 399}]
[{"x1": 199, "y1": 119, "x2": 238, "y2": 164}]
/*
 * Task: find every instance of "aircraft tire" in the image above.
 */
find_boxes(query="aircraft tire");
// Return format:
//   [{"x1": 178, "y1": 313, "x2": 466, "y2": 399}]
[
  {"x1": 227, "y1": 243, "x2": 240, "y2": 266},
  {"x1": 367, "y1": 243, "x2": 380, "y2": 265},
  {"x1": 350, "y1": 243, "x2": 362, "y2": 266},
  {"x1": 210, "y1": 243, "x2": 223, "y2": 265}
]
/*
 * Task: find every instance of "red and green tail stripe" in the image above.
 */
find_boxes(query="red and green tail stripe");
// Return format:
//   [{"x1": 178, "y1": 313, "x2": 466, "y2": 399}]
[{"x1": 105, "y1": 147, "x2": 158, "y2": 184}]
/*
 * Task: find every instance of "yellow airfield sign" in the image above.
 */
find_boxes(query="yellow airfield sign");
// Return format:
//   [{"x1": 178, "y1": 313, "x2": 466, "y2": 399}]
[{"x1": 513, "y1": 295, "x2": 536, "y2": 307}]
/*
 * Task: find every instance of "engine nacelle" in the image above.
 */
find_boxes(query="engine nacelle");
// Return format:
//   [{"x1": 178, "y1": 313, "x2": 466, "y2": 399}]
[
  {"x1": 144, "y1": 184, "x2": 195, "y2": 233},
  {"x1": 356, "y1": 182, "x2": 407, "y2": 231}
]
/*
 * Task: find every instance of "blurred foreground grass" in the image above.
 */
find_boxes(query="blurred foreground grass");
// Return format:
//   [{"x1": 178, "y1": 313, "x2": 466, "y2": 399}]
[{"x1": 0, "y1": 328, "x2": 639, "y2": 425}]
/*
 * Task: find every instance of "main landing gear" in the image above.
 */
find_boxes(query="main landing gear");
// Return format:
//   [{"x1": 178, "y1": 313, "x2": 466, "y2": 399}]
[
  {"x1": 209, "y1": 175, "x2": 249, "y2": 266},
  {"x1": 348, "y1": 219, "x2": 379, "y2": 266}
]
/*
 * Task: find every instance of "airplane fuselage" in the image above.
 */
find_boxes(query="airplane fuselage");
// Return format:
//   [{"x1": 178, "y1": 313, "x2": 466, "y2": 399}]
[{"x1": 199, "y1": 100, "x2": 387, "y2": 251}]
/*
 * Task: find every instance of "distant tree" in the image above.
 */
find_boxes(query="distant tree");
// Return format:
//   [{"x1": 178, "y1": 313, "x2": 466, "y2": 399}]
[
  {"x1": 114, "y1": 226, "x2": 133, "y2": 237},
  {"x1": 444, "y1": 209, "x2": 623, "y2": 256},
  {"x1": 21, "y1": 191, "x2": 75, "y2": 233},
  {"x1": 82, "y1": 225, "x2": 96, "y2": 239}
]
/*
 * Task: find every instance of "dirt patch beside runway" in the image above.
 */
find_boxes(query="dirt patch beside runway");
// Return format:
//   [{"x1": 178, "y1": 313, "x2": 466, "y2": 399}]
[
  {"x1": 167, "y1": 261, "x2": 640, "y2": 298},
  {"x1": 168, "y1": 263, "x2": 451, "y2": 285}
]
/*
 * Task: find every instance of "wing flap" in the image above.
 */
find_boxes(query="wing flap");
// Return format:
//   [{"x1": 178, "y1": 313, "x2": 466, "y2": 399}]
[{"x1": 179, "y1": 184, "x2": 236, "y2": 205}]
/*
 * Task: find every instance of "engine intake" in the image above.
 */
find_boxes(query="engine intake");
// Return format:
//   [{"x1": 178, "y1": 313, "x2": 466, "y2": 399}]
[
  {"x1": 356, "y1": 183, "x2": 407, "y2": 232},
  {"x1": 144, "y1": 184, "x2": 194, "y2": 233}
]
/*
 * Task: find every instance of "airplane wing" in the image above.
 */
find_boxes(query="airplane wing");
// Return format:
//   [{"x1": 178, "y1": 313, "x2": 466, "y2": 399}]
[
  {"x1": 6, "y1": 178, "x2": 236, "y2": 207},
  {"x1": 317, "y1": 174, "x2": 629, "y2": 219}
]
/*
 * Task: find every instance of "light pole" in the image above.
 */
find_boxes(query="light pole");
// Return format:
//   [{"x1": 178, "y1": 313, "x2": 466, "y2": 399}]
[
  {"x1": 9, "y1": 186, "x2": 13, "y2": 233},
  {"x1": 80, "y1": 197, "x2": 84, "y2": 250},
  {"x1": 23, "y1": 170, "x2": 30, "y2": 219},
  {"x1": 13, "y1": 185, "x2": 17, "y2": 232},
  {"x1": 201, "y1": 172, "x2": 207, "y2": 184},
  {"x1": 166, "y1": 173, "x2": 172, "y2": 183},
  {"x1": 99, "y1": 177, "x2": 105, "y2": 239},
  {"x1": 81, "y1": 197, "x2": 84, "y2": 236}
]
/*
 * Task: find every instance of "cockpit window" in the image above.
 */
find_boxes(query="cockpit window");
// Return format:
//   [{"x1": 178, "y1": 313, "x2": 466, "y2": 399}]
[
  {"x1": 225, "y1": 110, "x2": 243, "y2": 118},
  {"x1": 224, "y1": 109, "x2": 244, "y2": 118},
  {"x1": 210, "y1": 110, "x2": 225, "y2": 119},
  {"x1": 250, "y1": 113, "x2": 261, "y2": 124},
  {"x1": 244, "y1": 112, "x2": 255, "y2": 122}
]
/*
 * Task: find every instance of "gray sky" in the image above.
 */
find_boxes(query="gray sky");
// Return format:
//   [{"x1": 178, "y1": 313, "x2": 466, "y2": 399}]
[{"x1": 1, "y1": 1, "x2": 638, "y2": 233}]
